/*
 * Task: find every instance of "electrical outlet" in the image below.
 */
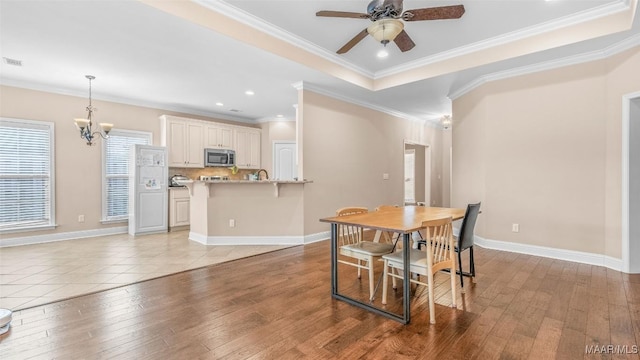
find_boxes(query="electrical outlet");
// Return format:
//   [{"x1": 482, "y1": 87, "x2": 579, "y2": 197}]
[
  {"x1": 229, "y1": 219, "x2": 235, "y2": 227},
  {"x1": 382, "y1": 173, "x2": 389, "y2": 180},
  {"x1": 78, "y1": 215, "x2": 85, "y2": 223},
  {"x1": 512, "y1": 223, "x2": 519, "y2": 233}
]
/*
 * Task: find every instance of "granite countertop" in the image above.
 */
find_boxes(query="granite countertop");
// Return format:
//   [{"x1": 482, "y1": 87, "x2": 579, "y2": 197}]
[{"x1": 176, "y1": 179, "x2": 312, "y2": 185}]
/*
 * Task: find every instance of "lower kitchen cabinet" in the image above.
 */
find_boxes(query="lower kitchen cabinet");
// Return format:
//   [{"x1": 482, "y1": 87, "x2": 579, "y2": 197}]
[{"x1": 169, "y1": 187, "x2": 190, "y2": 230}]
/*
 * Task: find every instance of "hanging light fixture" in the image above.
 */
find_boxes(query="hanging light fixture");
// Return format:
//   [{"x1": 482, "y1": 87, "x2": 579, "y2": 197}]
[
  {"x1": 441, "y1": 115, "x2": 452, "y2": 129},
  {"x1": 368, "y1": 18, "x2": 404, "y2": 58},
  {"x1": 74, "y1": 75, "x2": 113, "y2": 146}
]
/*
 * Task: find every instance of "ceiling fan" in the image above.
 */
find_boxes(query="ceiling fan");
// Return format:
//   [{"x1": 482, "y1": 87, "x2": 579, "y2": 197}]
[{"x1": 316, "y1": 0, "x2": 465, "y2": 54}]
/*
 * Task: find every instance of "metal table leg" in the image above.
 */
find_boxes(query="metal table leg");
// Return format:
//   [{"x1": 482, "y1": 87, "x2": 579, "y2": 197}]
[
  {"x1": 330, "y1": 224, "x2": 411, "y2": 324},
  {"x1": 331, "y1": 223, "x2": 338, "y2": 296},
  {"x1": 402, "y1": 232, "x2": 411, "y2": 323}
]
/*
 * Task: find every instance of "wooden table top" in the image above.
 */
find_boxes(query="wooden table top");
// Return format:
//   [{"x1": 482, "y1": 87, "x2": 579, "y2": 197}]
[{"x1": 319, "y1": 206, "x2": 466, "y2": 233}]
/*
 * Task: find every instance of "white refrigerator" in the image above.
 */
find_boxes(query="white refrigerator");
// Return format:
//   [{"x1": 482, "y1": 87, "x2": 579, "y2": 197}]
[{"x1": 128, "y1": 144, "x2": 168, "y2": 235}]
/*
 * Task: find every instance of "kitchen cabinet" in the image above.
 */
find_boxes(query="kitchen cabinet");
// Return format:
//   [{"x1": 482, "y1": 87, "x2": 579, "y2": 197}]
[
  {"x1": 161, "y1": 114, "x2": 260, "y2": 169},
  {"x1": 234, "y1": 127, "x2": 261, "y2": 169},
  {"x1": 205, "y1": 124, "x2": 234, "y2": 149},
  {"x1": 161, "y1": 116, "x2": 204, "y2": 168},
  {"x1": 169, "y1": 187, "x2": 190, "y2": 230}
]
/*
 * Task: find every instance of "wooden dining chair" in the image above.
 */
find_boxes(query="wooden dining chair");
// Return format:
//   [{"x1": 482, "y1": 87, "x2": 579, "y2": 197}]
[
  {"x1": 381, "y1": 217, "x2": 457, "y2": 324},
  {"x1": 336, "y1": 207, "x2": 395, "y2": 301},
  {"x1": 372, "y1": 205, "x2": 400, "y2": 244}
]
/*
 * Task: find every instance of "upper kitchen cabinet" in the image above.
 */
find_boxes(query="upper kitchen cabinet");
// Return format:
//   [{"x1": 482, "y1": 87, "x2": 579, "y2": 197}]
[
  {"x1": 205, "y1": 123, "x2": 233, "y2": 149},
  {"x1": 235, "y1": 127, "x2": 261, "y2": 169},
  {"x1": 160, "y1": 115, "x2": 204, "y2": 168}
]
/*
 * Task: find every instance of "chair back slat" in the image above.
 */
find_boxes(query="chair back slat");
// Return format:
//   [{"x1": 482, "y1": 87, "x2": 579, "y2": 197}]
[
  {"x1": 336, "y1": 207, "x2": 368, "y2": 246},
  {"x1": 422, "y1": 217, "x2": 454, "y2": 269}
]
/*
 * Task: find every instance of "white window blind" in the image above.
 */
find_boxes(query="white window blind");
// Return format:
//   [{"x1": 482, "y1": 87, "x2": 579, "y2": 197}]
[
  {"x1": 0, "y1": 118, "x2": 55, "y2": 231},
  {"x1": 404, "y1": 149, "x2": 416, "y2": 204},
  {"x1": 103, "y1": 130, "x2": 151, "y2": 221}
]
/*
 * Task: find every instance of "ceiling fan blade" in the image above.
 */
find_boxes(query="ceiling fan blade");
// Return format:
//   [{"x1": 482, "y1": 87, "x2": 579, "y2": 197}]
[
  {"x1": 394, "y1": 30, "x2": 415, "y2": 52},
  {"x1": 337, "y1": 29, "x2": 369, "y2": 54},
  {"x1": 402, "y1": 5, "x2": 465, "y2": 21},
  {"x1": 316, "y1": 10, "x2": 370, "y2": 19}
]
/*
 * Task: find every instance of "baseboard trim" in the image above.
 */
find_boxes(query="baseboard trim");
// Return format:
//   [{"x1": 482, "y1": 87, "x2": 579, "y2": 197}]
[
  {"x1": 0, "y1": 226, "x2": 128, "y2": 248},
  {"x1": 189, "y1": 232, "x2": 305, "y2": 246},
  {"x1": 188, "y1": 231, "x2": 332, "y2": 246},
  {"x1": 304, "y1": 231, "x2": 330, "y2": 244},
  {"x1": 474, "y1": 236, "x2": 623, "y2": 272}
]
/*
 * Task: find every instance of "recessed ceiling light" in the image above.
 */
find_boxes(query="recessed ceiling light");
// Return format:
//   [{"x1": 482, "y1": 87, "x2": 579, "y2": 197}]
[
  {"x1": 215, "y1": 102, "x2": 224, "y2": 106},
  {"x1": 377, "y1": 49, "x2": 389, "y2": 58},
  {"x1": 245, "y1": 90, "x2": 254, "y2": 96},
  {"x1": 276, "y1": 114, "x2": 283, "y2": 118}
]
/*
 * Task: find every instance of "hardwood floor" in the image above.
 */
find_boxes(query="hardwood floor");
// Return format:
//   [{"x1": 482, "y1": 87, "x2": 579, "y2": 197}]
[{"x1": 1, "y1": 240, "x2": 639, "y2": 359}]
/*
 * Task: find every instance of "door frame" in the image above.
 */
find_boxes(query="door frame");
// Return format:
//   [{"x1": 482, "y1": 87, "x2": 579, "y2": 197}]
[
  {"x1": 622, "y1": 91, "x2": 640, "y2": 273},
  {"x1": 403, "y1": 140, "x2": 431, "y2": 207}
]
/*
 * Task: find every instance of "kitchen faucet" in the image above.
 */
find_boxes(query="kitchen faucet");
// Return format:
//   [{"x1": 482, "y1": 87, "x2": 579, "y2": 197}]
[{"x1": 255, "y1": 169, "x2": 269, "y2": 180}]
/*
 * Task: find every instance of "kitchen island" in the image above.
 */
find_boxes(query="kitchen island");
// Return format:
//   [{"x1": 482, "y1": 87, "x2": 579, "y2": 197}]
[{"x1": 178, "y1": 179, "x2": 312, "y2": 245}]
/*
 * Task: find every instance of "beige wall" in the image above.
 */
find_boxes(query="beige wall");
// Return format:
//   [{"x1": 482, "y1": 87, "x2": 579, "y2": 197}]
[
  {"x1": 300, "y1": 90, "x2": 444, "y2": 235},
  {"x1": 452, "y1": 46, "x2": 640, "y2": 258},
  {"x1": 190, "y1": 182, "x2": 304, "y2": 237},
  {"x1": 0, "y1": 85, "x2": 257, "y2": 241}
]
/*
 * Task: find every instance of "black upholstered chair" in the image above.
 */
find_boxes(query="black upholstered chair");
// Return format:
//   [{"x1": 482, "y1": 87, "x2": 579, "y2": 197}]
[{"x1": 455, "y1": 202, "x2": 481, "y2": 291}]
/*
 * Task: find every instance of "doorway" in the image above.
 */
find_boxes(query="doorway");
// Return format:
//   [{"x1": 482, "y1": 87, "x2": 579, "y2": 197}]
[
  {"x1": 273, "y1": 141, "x2": 297, "y2": 180},
  {"x1": 404, "y1": 142, "x2": 430, "y2": 206},
  {"x1": 624, "y1": 93, "x2": 640, "y2": 273}
]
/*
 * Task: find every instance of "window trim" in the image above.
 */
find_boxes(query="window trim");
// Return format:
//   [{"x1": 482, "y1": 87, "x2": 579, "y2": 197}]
[
  {"x1": 0, "y1": 117, "x2": 56, "y2": 233},
  {"x1": 101, "y1": 129, "x2": 152, "y2": 222}
]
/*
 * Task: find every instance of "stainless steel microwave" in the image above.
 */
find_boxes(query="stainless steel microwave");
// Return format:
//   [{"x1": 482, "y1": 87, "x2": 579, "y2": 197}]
[{"x1": 204, "y1": 148, "x2": 235, "y2": 167}]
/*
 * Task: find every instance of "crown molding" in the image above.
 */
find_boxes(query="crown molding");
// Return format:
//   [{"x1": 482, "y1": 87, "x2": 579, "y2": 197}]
[
  {"x1": 292, "y1": 81, "x2": 440, "y2": 127},
  {"x1": 196, "y1": 0, "x2": 373, "y2": 79},
  {"x1": 255, "y1": 117, "x2": 296, "y2": 124},
  {"x1": 199, "y1": 0, "x2": 631, "y2": 83},
  {"x1": 376, "y1": 0, "x2": 631, "y2": 79},
  {"x1": 449, "y1": 34, "x2": 640, "y2": 100},
  {"x1": 0, "y1": 78, "x2": 257, "y2": 124}
]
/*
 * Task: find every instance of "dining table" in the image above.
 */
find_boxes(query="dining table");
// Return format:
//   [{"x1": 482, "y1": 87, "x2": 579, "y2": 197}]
[{"x1": 319, "y1": 205, "x2": 466, "y2": 324}]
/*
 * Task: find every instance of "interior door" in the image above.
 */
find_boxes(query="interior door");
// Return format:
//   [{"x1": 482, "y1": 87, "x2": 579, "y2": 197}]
[{"x1": 273, "y1": 142, "x2": 297, "y2": 180}]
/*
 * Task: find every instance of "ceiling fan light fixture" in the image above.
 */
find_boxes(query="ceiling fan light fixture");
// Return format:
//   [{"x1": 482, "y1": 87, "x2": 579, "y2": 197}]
[
  {"x1": 367, "y1": 18, "x2": 404, "y2": 43},
  {"x1": 377, "y1": 48, "x2": 389, "y2": 58}
]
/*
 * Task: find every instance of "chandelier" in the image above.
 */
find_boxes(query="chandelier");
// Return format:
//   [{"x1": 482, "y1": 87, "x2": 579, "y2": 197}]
[
  {"x1": 441, "y1": 115, "x2": 452, "y2": 129},
  {"x1": 74, "y1": 75, "x2": 113, "y2": 145}
]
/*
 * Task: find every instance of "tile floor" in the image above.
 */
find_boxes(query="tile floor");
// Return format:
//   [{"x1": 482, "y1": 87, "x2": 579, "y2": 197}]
[{"x1": 0, "y1": 230, "x2": 290, "y2": 310}]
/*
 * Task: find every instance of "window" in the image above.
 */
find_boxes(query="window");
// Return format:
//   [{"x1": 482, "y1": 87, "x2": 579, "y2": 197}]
[
  {"x1": 404, "y1": 149, "x2": 415, "y2": 204},
  {"x1": 0, "y1": 118, "x2": 55, "y2": 232},
  {"x1": 102, "y1": 129, "x2": 151, "y2": 222}
]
